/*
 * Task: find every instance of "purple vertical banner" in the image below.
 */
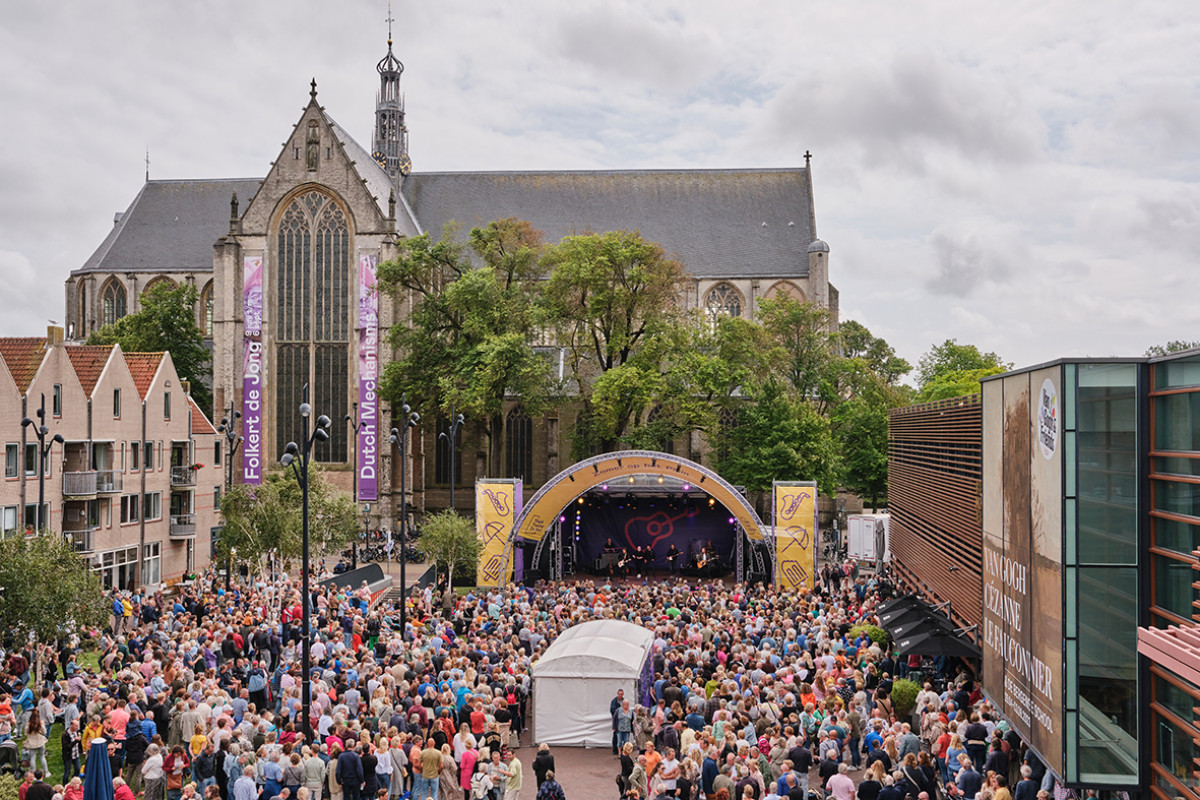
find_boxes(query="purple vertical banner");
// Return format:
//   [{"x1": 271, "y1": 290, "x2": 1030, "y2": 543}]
[
  {"x1": 512, "y1": 483, "x2": 524, "y2": 584},
  {"x1": 357, "y1": 253, "x2": 379, "y2": 501},
  {"x1": 242, "y1": 255, "x2": 263, "y2": 484}
]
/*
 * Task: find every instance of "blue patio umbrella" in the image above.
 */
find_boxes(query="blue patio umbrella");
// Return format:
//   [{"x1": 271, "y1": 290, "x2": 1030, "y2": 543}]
[{"x1": 82, "y1": 737, "x2": 114, "y2": 800}]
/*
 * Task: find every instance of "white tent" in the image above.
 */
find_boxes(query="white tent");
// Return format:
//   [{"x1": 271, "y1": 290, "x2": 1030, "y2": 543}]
[{"x1": 532, "y1": 619, "x2": 653, "y2": 747}]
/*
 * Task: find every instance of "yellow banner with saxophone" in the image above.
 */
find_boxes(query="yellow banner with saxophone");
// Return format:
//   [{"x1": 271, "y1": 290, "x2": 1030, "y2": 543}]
[{"x1": 773, "y1": 481, "x2": 817, "y2": 591}]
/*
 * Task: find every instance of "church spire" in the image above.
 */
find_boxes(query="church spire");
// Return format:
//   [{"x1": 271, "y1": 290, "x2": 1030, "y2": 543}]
[{"x1": 372, "y1": 2, "x2": 411, "y2": 180}]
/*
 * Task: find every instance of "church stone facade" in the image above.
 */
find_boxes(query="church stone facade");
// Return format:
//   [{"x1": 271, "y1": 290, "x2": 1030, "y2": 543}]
[{"x1": 64, "y1": 38, "x2": 837, "y2": 524}]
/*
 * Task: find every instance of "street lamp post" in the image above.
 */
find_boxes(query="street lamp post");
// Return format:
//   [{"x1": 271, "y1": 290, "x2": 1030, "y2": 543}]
[
  {"x1": 438, "y1": 410, "x2": 465, "y2": 511},
  {"x1": 390, "y1": 400, "x2": 419, "y2": 637},
  {"x1": 345, "y1": 402, "x2": 367, "y2": 570},
  {"x1": 280, "y1": 384, "x2": 332, "y2": 743},
  {"x1": 361, "y1": 503, "x2": 371, "y2": 561},
  {"x1": 21, "y1": 393, "x2": 64, "y2": 536},
  {"x1": 217, "y1": 406, "x2": 244, "y2": 592}
]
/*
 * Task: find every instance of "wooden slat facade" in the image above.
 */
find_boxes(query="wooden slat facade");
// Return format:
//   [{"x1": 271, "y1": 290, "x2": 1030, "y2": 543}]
[{"x1": 888, "y1": 395, "x2": 983, "y2": 629}]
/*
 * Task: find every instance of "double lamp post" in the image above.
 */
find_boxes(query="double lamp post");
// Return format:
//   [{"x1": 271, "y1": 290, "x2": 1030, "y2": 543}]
[
  {"x1": 275, "y1": 388, "x2": 419, "y2": 742},
  {"x1": 21, "y1": 393, "x2": 63, "y2": 536}
]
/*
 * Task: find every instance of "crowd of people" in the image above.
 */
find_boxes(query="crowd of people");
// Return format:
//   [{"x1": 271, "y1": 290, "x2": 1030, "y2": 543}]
[{"x1": 0, "y1": 555, "x2": 1051, "y2": 800}]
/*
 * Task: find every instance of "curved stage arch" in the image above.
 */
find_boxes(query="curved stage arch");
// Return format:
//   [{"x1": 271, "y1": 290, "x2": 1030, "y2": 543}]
[{"x1": 513, "y1": 450, "x2": 764, "y2": 543}]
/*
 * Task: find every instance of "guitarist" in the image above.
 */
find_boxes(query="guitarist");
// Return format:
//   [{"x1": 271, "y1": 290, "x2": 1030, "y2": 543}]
[{"x1": 666, "y1": 544, "x2": 681, "y2": 577}]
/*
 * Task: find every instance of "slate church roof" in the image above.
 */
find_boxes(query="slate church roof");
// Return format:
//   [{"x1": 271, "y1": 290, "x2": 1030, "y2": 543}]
[
  {"x1": 71, "y1": 115, "x2": 815, "y2": 282},
  {"x1": 74, "y1": 178, "x2": 262, "y2": 276},
  {"x1": 401, "y1": 168, "x2": 813, "y2": 280}
]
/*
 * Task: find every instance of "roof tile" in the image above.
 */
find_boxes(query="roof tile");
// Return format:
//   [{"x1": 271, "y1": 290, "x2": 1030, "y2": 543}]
[
  {"x1": 124, "y1": 352, "x2": 165, "y2": 399},
  {"x1": 65, "y1": 345, "x2": 115, "y2": 395},
  {"x1": 0, "y1": 338, "x2": 48, "y2": 393},
  {"x1": 189, "y1": 396, "x2": 216, "y2": 435}
]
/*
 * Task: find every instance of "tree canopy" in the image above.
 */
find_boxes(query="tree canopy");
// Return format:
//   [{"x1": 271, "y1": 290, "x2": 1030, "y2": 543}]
[
  {"x1": 916, "y1": 338, "x2": 1009, "y2": 387},
  {"x1": 216, "y1": 465, "x2": 357, "y2": 574},
  {"x1": 88, "y1": 281, "x2": 212, "y2": 413},
  {"x1": 914, "y1": 339, "x2": 1009, "y2": 402},
  {"x1": 540, "y1": 230, "x2": 689, "y2": 455},
  {"x1": 418, "y1": 510, "x2": 481, "y2": 593},
  {"x1": 0, "y1": 532, "x2": 108, "y2": 642},
  {"x1": 1146, "y1": 340, "x2": 1200, "y2": 357},
  {"x1": 378, "y1": 219, "x2": 556, "y2": 475}
]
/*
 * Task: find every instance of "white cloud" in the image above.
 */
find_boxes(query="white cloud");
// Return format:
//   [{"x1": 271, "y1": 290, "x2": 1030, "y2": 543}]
[{"x1": 1, "y1": 0, "x2": 1199, "y2": 373}]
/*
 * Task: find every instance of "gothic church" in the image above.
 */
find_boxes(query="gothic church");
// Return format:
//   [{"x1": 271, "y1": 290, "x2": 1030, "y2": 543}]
[{"x1": 63, "y1": 36, "x2": 837, "y2": 521}]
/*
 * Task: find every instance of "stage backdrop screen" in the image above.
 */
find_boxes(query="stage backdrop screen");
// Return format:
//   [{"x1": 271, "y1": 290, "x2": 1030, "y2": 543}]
[
  {"x1": 573, "y1": 498, "x2": 737, "y2": 571},
  {"x1": 981, "y1": 368, "x2": 1063, "y2": 777}
]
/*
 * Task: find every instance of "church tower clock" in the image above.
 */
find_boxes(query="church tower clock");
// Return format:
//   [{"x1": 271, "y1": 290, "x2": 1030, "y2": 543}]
[{"x1": 372, "y1": 18, "x2": 411, "y2": 178}]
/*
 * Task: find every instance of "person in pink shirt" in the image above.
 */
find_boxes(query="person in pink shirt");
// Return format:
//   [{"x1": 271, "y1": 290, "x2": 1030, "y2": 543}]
[{"x1": 826, "y1": 763, "x2": 857, "y2": 800}]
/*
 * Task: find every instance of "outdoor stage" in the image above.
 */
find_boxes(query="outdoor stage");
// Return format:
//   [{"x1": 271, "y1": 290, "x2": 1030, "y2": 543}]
[
  {"x1": 475, "y1": 451, "x2": 815, "y2": 590},
  {"x1": 511, "y1": 473, "x2": 774, "y2": 585}
]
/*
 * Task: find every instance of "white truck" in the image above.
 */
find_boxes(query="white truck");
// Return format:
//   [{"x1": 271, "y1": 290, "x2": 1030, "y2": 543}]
[{"x1": 846, "y1": 513, "x2": 890, "y2": 566}]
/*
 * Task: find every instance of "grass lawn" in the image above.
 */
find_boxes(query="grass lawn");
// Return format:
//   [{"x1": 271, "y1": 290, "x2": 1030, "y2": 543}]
[{"x1": 15, "y1": 649, "x2": 101, "y2": 785}]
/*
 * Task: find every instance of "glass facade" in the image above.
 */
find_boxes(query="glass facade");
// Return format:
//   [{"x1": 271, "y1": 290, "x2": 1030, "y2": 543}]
[{"x1": 1064, "y1": 362, "x2": 1140, "y2": 784}]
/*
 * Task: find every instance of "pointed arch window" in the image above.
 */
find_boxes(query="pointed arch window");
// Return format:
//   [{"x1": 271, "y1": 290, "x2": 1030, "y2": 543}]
[
  {"x1": 199, "y1": 282, "x2": 214, "y2": 337},
  {"x1": 646, "y1": 404, "x2": 676, "y2": 455},
  {"x1": 705, "y1": 282, "x2": 743, "y2": 325},
  {"x1": 102, "y1": 280, "x2": 127, "y2": 328},
  {"x1": 275, "y1": 190, "x2": 351, "y2": 463},
  {"x1": 716, "y1": 405, "x2": 740, "y2": 464},
  {"x1": 505, "y1": 406, "x2": 533, "y2": 482}
]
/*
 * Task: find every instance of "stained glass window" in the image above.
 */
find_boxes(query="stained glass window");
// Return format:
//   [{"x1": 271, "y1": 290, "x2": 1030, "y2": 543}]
[
  {"x1": 200, "y1": 283, "x2": 214, "y2": 337},
  {"x1": 646, "y1": 405, "x2": 675, "y2": 455},
  {"x1": 102, "y1": 280, "x2": 127, "y2": 327},
  {"x1": 705, "y1": 282, "x2": 743, "y2": 324},
  {"x1": 275, "y1": 190, "x2": 351, "y2": 462},
  {"x1": 505, "y1": 406, "x2": 533, "y2": 482}
]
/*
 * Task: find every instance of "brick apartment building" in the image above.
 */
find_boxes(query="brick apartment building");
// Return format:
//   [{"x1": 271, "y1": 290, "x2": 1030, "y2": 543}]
[{"x1": 0, "y1": 327, "x2": 221, "y2": 588}]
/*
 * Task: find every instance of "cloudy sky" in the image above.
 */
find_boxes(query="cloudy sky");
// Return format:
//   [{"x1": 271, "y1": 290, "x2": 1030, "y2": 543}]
[{"x1": 3, "y1": 2, "x2": 1199, "y2": 378}]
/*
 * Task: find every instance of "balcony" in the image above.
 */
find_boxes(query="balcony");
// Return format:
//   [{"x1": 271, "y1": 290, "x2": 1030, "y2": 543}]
[
  {"x1": 169, "y1": 514, "x2": 197, "y2": 538},
  {"x1": 170, "y1": 466, "x2": 197, "y2": 487},
  {"x1": 62, "y1": 470, "x2": 122, "y2": 496},
  {"x1": 63, "y1": 526, "x2": 97, "y2": 554}
]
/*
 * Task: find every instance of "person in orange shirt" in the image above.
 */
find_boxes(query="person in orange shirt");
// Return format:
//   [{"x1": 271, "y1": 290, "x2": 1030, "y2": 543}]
[{"x1": 643, "y1": 741, "x2": 663, "y2": 780}]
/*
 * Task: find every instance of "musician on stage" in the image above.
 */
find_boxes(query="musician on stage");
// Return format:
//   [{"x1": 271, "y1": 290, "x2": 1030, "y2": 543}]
[
  {"x1": 601, "y1": 538, "x2": 623, "y2": 577},
  {"x1": 666, "y1": 544, "x2": 681, "y2": 577},
  {"x1": 629, "y1": 544, "x2": 647, "y2": 575},
  {"x1": 697, "y1": 540, "x2": 719, "y2": 577}
]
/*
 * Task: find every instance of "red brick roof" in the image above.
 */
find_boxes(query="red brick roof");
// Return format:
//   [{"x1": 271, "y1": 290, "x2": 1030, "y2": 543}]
[
  {"x1": 65, "y1": 345, "x2": 115, "y2": 396},
  {"x1": 124, "y1": 352, "x2": 165, "y2": 399},
  {"x1": 189, "y1": 396, "x2": 216, "y2": 435},
  {"x1": 0, "y1": 337, "x2": 48, "y2": 392}
]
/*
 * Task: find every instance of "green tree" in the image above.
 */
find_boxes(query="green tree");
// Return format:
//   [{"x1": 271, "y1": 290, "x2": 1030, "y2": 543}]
[
  {"x1": 831, "y1": 396, "x2": 890, "y2": 509},
  {"x1": 1146, "y1": 340, "x2": 1200, "y2": 357},
  {"x1": 217, "y1": 465, "x2": 357, "y2": 575},
  {"x1": 839, "y1": 320, "x2": 912, "y2": 385},
  {"x1": 916, "y1": 366, "x2": 1007, "y2": 403},
  {"x1": 718, "y1": 379, "x2": 840, "y2": 505},
  {"x1": 756, "y1": 297, "x2": 840, "y2": 412},
  {"x1": 916, "y1": 339, "x2": 1009, "y2": 388},
  {"x1": 418, "y1": 510, "x2": 481, "y2": 593},
  {"x1": 379, "y1": 219, "x2": 556, "y2": 475},
  {"x1": 0, "y1": 532, "x2": 107, "y2": 643},
  {"x1": 539, "y1": 230, "x2": 688, "y2": 455},
  {"x1": 88, "y1": 282, "x2": 212, "y2": 413}
]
